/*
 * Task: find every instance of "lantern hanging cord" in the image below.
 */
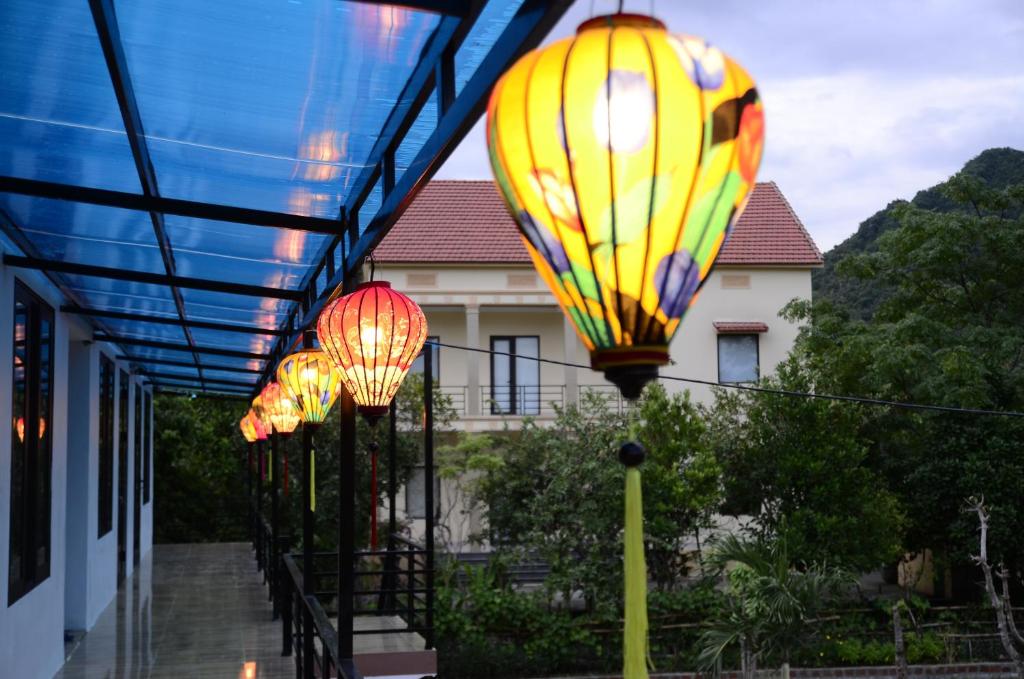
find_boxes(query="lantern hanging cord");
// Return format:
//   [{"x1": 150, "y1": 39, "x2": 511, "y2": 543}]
[{"x1": 422, "y1": 340, "x2": 1024, "y2": 419}]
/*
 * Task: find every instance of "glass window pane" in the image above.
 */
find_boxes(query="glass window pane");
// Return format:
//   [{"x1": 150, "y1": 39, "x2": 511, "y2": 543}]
[
  {"x1": 9, "y1": 299, "x2": 28, "y2": 600},
  {"x1": 491, "y1": 338, "x2": 511, "y2": 414},
  {"x1": 515, "y1": 337, "x2": 539, "y2": 415},
  {"x1": 99, "y1": 356, "x2": 115, "y2": 536},
  {"x1": 718, "y1": 335, "x2": 759, "y2": 384}
]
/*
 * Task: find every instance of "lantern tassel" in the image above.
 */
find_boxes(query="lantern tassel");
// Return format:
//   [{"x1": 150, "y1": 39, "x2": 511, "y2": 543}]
[
  {"x1": 267, "y1": 449, "x2": 272, "y2": 482},
  {"x1": 621, "y1": 444, "x2": 650, "y2": 679}
]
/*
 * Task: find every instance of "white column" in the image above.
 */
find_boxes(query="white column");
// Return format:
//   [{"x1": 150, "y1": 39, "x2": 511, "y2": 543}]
[
  {"x1": 562, "y1": 314, "x2": 579, "y2": 407},
  {"x1": 465, "y1": 304, "x2": 481, "y2": 416}
]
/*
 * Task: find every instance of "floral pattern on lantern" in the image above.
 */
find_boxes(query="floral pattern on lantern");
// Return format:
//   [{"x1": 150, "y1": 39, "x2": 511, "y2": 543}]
[
  {"x1": 276, "y1": 349, "x2": 342, "y2": 425},
  {"x1": 261, "y1": 381, "x2": 300, "y2": 435},
  {"x1": 486, "y1": 13, "x2": 764, "y2": 396},
  {"x1": 316, "y1": 281, "x2": 428, "y2": 419}
]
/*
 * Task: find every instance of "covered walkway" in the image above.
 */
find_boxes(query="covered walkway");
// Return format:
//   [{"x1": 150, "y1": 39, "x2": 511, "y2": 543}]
[{"x1": 56, "y1": 543, "x2": 293, "y2": 679}]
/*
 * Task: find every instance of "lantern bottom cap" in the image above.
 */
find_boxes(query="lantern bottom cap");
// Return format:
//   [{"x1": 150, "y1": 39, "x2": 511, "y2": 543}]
[
  {"x1": 591, "y1": 345, "x2": 668, "y2": 400},
  {"x1": 358, "y1": 405, "x2": 389, "y2": 425}
]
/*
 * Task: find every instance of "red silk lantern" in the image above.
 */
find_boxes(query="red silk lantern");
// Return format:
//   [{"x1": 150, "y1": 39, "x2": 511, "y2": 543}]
[
  {"x1": 316, "y1": 281, "x2": 428, "y2": 421},
  {"x1": 318, "y1": 280, "x2": 428, "y2": 550}
]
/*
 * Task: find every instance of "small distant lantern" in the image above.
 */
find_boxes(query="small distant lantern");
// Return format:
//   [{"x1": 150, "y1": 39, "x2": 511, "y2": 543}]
[
  {"x1": 276, "y1": 349, "x2": 343, "y2": 426},
  {"x1": 316, "y1": 281, "x2": 428, "y2": 424},
  {"x1": 261, "y1": 382, "x2": 300, "y2": 437},
  {"x1": 239, "y1": 415, "x2": 257, "y2": 443},
  {"x1": 277, "y1": 348, "x2": 343, "y2": 514},
  {"x1": 247, "y1": 408, "x2": 267, "y2": 441}
]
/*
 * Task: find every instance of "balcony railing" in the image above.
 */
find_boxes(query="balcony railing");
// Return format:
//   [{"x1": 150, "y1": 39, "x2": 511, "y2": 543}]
[{"x1": 483, "y1": 384, "x2": 565, "y2": 416}]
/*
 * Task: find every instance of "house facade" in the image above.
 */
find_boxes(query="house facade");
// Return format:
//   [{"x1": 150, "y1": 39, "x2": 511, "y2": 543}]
[
  {"x1": 375, "y1": 179, "x2": 823, "y2": 548},
  {"x1": 376, "y1": 179, "x2": 823, "y2": 426}
]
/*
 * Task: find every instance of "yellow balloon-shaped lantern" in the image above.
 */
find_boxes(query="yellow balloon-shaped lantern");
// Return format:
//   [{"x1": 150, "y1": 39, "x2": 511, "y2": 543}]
[
  {"x1": 486, "y1": 12, "x2": 764, "y2": 398},
  {"x1": 487, "y1": 13, "x2": 764, "y2": 679},
  {"x1": 276, "y1": 349, "x2": 343, "y2": 427}
]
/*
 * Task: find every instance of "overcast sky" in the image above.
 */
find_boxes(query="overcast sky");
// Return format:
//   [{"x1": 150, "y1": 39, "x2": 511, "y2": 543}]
[{"x1": 435, "y1": 0, "x2": 1024, "y2": 252}]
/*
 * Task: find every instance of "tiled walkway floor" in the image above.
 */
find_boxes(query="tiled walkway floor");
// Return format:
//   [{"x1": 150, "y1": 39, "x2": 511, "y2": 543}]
[{"x1": 56, "y1": 543, "x2": 295, "y2": 679}]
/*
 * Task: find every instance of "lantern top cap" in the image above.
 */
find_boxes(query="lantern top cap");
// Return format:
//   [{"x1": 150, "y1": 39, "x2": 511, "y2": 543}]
[
  {"x1": 577, "y1": 13, "x2": 665, "y2": 33},
  {"x1": 355, "y1": 280, "x2": 391, "y2": 291}
]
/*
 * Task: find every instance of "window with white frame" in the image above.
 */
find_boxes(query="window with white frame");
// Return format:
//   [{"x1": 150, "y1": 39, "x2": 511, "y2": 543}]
[{"x1": 490, "y1": 336, "x2": 539, "y2": 415}]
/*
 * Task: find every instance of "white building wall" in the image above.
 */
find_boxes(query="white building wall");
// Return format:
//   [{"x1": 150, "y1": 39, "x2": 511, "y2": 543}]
[
  {"x1": 0, "y1": 261, "x2": 73, "y2": 679},
  {"x1": 0, "y1": 251, "x2": 155, "y2": 675}
]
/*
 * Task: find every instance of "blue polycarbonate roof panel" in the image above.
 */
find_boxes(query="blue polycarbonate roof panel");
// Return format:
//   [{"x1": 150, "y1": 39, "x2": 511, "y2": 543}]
[
  {"x1": 116, "y1": 0, "x2": 441, "y2": 216},
  {"x1": 100, "y1": 317, "x2": 188, "y2": 344},
  {"x1": 0, "y1": 0, "x2": 140, "y2": 193},
  {"x1": 165, "y1": 215, "x2": 328, "y2": 289},
  {"x1": 0, "y1": 195, "x2": 162, "y2": 272},
  {"x1": 455, "y1": 0, "x2": 526, "y2": 95},
  {"x1": 187, "y1": 327, "x2": 274, "y2": 355},
  {"x1": 0, "y1": 0, "x2": 563, "y2": 395}
]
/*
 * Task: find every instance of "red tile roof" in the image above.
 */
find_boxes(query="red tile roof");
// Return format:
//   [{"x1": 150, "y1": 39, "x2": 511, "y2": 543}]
[
  {"x1": 715, "y1": 181, "x2": 823, "y2": 266},
  {"x1": 374, "y1": 180, "x2": 822, "y2": 267},
  {"x1": 714, "y1": 321, "x2": 769, "y2": 334}
]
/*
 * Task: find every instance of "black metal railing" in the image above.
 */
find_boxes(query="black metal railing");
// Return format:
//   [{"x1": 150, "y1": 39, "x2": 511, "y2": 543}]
[
  {"x1": 484, "y1": 384, "x2": 565, "y2": 416},
  {"x1": 281, "y1": 554, "x2": 359, "y2": 679},
  {"x1": 269, "y1": 533, "x2": 432, "y2": 679}
]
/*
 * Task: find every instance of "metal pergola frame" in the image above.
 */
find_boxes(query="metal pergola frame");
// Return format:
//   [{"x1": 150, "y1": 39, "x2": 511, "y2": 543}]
[{"x1": 0, "y1": 0, "x2": 572, "y2": 399}]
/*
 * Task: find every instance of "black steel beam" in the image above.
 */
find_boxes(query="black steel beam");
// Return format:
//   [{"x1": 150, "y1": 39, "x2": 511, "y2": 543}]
[
  {"x1": 5, "y1": 256, "x2": 302, "y2": 300},
  {"x1": 140, "y1": 371, "x2": 256, "y2": 388},
  {"x1": 125, "y1": 356, "x2": 265, "y2": 374},
  {"x1": 154, "y1": 387, "x2": 252, "y2": 400},
  {"x1": 0, "y1": 176, "x2": 343, "y2": 234},
  {"x1": 62, "y1": 305, "x2": 286, "y2": 336},
  {"x1": 89, "y1": 0, "x2": 206, "y2": 388},
  {"x1": 94, "y1": 334, "x2": 269, "y2": 360}
]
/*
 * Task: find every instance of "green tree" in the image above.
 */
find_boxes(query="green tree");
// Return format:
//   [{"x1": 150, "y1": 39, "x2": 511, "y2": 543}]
[
  {"x1": 474, "y1": 386, "x2": 722, "y2": 611},
  {"x1": 790, "y1": 175, "x2": 1024, "y2": 571},
  {"x1": 709, "y1": 359, "x2": 905, "y2": 572},
  {"x1": 153, "y1": 395, "x2": 249, "y2": 543}
]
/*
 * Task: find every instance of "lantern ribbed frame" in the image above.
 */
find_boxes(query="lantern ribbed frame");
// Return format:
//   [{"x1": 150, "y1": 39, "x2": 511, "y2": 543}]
[
  {"x1": 276, "y1": 349, "x2": 342, "y2": 425},
  {"x1": 316, "y1": 281, "x2": 428, "y2": 419},
  {"x1": 261, "y1": 381, "x2": 301, "y2": 435},
  {"x1": 485, "y1": 13, "x2": 763, "y2": 395}
]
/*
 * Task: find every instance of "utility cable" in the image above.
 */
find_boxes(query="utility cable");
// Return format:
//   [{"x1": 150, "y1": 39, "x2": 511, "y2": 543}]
[{"x1": 423, "y1": 340, "x2": 1024, "y2": 419}]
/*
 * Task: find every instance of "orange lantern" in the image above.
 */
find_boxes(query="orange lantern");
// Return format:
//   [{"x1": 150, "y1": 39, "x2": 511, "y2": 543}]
[
  {"x1": 251, "y1": 393, "x2": 273, "y2": 436},
  {"x1": 261, "y1": 382, "x2": 300, "y2": 436},
  {"x1": 316, "y1": 281, "x2": 428, "y2": 422}
]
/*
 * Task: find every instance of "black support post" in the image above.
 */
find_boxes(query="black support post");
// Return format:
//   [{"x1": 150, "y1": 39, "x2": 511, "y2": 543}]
[
  {"x1": 247, "y1": 443, "x2": 254, "y2": 544},
  {"x1": 338, "y1": 387, "x2": 357, "y2": 660},
  {"x1": 301, "y1": 424, "x2": 316, "y2": 679},
  {"x1": 271, "y1": 432, "x2": 281, "y2": 618},
  {"x1": 423, "y1": 346, "x2": 435, "y2": 649},
  {"x1": 256, "y1": 440, "x2": 264, "y2": 573}
]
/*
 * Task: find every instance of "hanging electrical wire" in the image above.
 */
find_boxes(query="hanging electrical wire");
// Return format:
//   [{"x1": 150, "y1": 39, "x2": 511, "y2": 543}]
[{"x1": 422, "y1": 340, "x2": 1024, "y2": 419}]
